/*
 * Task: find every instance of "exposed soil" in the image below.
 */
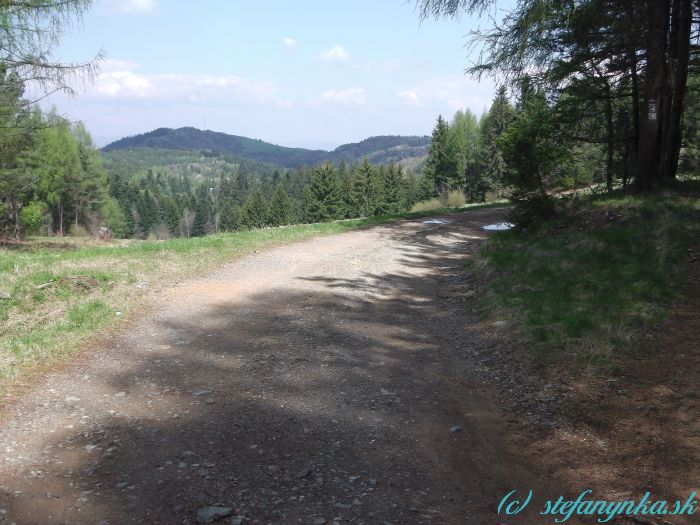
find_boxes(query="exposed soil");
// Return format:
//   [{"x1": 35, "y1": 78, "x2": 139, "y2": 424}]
[
  {"x1": 2, "y1": 209, "x2": 695, "y2": 525},
  {"x1": 0, "y1": 209, "x2": 562, "y2": 525},
  {"x1": 523, "y1": 258, "x2": 700, "y2": 525}
]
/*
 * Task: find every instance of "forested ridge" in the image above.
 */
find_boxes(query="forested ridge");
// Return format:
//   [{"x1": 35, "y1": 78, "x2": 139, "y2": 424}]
[
  {"x1": 2, "y1": 0, "x2": 700, "y2": 242},
  {"x1": 103, "y1": 127, "x2": 431, "y2": 168}
]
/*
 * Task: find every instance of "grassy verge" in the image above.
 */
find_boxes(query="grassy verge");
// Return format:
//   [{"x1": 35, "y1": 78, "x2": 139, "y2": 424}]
[
  {"x1": 0, "y1": 202, "x2": 500, "y2": 387},
  {"x1": 475, "y1": 181, "x2": 699, "y2": 372}
]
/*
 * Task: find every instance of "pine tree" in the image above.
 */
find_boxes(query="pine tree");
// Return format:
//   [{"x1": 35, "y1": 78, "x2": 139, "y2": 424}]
[
  {"x1": 348, "y1": 159, "x2": 374, "y2": 217},
  {"x1": 425, "y1": 114, "x2": 457, "y2": 195},
  {"x1": 338, "y1": 165, "x2": 354, "y2": 219},
  {"x1": 370, "y1": 165, "x2": 387, "y2": 215},
  {"x1": 192, "y1": 184, "x2": 213, "y2": 236},
  {"x1": 241, "y1": 188, "x2": 268, "y2": 229},
  {"x1": 383, "y1": 163, "x2": 404, "y2": 214},
  {"x1": 480, "y1": 86, "x2": 515, "y2": 196},
  {"x1": 303, "y1": 162, "x2": 343, "y2": 222},
  {"x1": 160, "y1": 195, "x2": 181, "y2": 235},
  {"x1": 267, "y1": 183, "x2": 293, "y2": 226},
  {"x1": 232, "y1": 173, "x2": 249, "y2": 206},
  {"x1": 217, "y1": 174, "x2": 239, "y2": 231},
  {"x1": 138, "y1": 189, "x2": 158, "y2": 235}
]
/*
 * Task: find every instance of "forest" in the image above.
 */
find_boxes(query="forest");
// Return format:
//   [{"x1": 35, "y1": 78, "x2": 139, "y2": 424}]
[
  {"x1": 418, "y1": 0, "x2": 700, "y2": 214},
  {"x1": 1, "y1": 0, "x2": 699, "y2": 240}
]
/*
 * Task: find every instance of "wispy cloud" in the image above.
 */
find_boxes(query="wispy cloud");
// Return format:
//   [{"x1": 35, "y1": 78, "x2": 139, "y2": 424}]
[
  {"x1": 318, "y1": 46, "x2": 402, "y2": 72},
  {"x1": 99, "y1": 0, "x2": 157, "y2": 14},
  {"x1": 400, "y1": 76, "x2": 494, "y2": 114},
  {"x1": 397, "y1": 90, "x2": 421, "y2": 108},
  {"x1": 282, "y1": 37, "x2": 297, "y2": 49},
  {"x1": 312, "y1": 88, "x2": 368, "y2": 108},
  {"x1": 82, "y1": 59, "x2": 292, "y2": 108},
  {"x1": 319, "y1": 45, "x2": 351, "y2": 62}
]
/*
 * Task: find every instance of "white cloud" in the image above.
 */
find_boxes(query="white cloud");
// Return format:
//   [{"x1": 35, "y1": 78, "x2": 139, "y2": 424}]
[
  {"x1": 282, "y1": 37, "x2": 297, "y2": 49},
  {"x1": 99, "y1": 0, "x2": 157, "y2": 14},
  {"x1": 319, "y1": 45, "x2": 351, "y2": 62},
  {"x1": 351, "y1": 60, "x2": 404, "y2": 73},
  {"x1": 397, "y1": 90, "x2": 421, "y2": 108},
  {"x1": 83, "y1": 59, "x2": 292, "y2": 108},
  {"x1": 402, "y1": 76, "x2": 495, "y2": 114},
  {"x1": 313, "y1": 88, "x2": 368, "y2": 108}
]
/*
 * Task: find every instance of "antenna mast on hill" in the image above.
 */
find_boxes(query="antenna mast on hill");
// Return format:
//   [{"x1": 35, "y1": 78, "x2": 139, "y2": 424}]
[{"x1": 203, "y1": 118, "x2": 206, "y2": 131}]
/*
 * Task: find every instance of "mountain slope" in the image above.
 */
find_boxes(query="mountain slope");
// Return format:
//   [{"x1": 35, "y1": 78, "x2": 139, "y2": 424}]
[
  {"x1": 102, "y1": 127, "x2": 430, "y2": 168},
  {"x1": 102, "y1": 127, "x2": 327, "y2": 168}
]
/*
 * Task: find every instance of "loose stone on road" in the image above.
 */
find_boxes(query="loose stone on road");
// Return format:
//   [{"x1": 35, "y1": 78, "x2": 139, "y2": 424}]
[{"x1": 0, "y1": 208, "x2": 546, "y2": 524}]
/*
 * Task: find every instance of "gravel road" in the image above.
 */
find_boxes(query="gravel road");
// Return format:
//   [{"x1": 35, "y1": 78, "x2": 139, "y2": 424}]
[{"x1": 0, "y1": 208, "x2": 548, "y2": 524}]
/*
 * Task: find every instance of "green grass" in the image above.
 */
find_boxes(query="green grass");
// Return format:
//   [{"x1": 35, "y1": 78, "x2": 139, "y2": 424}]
[
  {"x1": 476, "y1": 181, "x2": 700, "y2": 371},
  {"x1": 0, "y1": 203, "x2": 501, "y2": 387}
]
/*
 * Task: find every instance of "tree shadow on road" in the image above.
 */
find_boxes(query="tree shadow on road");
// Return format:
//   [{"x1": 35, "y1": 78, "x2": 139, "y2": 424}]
[{"x1": 2, "y1": 210, "x2": 568, "y2": 524}]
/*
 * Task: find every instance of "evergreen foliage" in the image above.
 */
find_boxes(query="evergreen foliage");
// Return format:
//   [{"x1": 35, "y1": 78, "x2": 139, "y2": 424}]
[
  {"x1": 303, "y1": 162, "x2": 344, "y2": 222},
  {"x1": 267, "y1": 184, "x2": 293, "y2": 226}
]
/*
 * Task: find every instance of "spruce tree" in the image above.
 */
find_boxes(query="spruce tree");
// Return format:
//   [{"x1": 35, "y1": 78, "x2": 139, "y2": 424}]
[
  {"x1": 161, "y1": 195, "x2": 181, "y2": 235},
  {"x1": 217, "y1": 174, "x2": 239, "y2": 231},
  {"x1": 425, "y1": 115, "x2": 457, "y2": 195},
  {"x1": 138, "y1": 189, "x2": 158, "y2": 235},
  {"x1": 267, "y1": 183, "x2": 293, "y2": 226},
  {"x1": 241, "y1": 188, "x2": 268, "y2": 229},
  {"x1": 303, "y1": 162, "x2": 343, "y2": 222},
  {"x1": 348, "y1": 159, "x2": 374, "y2": 217},
  {"x1": 370, "y1": 165, "x2": 387, "y2": 215},
  {"x1": 383, "y1": 163, "x2": 404, "y2": 214},
  {"x1": 480, "y1": 86, "x2": 515, "y2": 196},
  {"x1": 192, "y1": 184, "x2": 213, "y2": 236}
]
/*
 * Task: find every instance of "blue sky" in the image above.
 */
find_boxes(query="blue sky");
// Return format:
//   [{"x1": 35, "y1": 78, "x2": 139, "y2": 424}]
[{"x1": 48, "y1": 0, "x2": 507, "y2": 149}]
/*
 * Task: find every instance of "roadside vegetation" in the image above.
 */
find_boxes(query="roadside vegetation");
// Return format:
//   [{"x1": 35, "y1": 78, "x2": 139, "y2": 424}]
[
  {"x1": 415, "y1": 0, "x2": 700, "y2": 376},
  {"x1": 0, "y1": 202, "x2": 498, "y2": 387},
  {"x1": 474, "y1": 180, "x2": 700, "y2": 372}
]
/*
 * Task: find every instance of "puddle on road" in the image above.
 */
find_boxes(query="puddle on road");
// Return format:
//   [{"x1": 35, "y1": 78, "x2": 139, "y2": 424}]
[
  {"x1": 422, "y1": 218, "x2": 451, "y2": 225},
  {"x1": 482, "y1": 222, "x2": 514, "y2": 231}
]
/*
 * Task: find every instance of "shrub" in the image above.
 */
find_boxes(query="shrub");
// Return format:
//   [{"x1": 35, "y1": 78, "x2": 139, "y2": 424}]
[
  {"x1": 70, "y1": 224, "x2": 90, "y2": 237},
  {"x1": 151, "y1": 223, "x2": 171, "y2": 240},
  {"x1": 446, "y1": 189, "x2": 466, "y2": 208},
  {"x1": 100, "y1": 197, "x2": 128, "y2": 238},
  {"x1": 19, "y1": 201, "x2": 46, "y2": 235},
  {"x1": 507, "y1": 192, "x2": 557, "y2": 230},
  {"x1": 410, "y1": 198, "x2": 442, "y2": 212}
]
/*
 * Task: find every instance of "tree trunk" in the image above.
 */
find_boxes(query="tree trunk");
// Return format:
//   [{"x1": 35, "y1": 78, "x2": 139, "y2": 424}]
[
  {"x1": 661, "y1": 0, "x2": 692, "y2": 180},
  {"x1": 58, "y1": 202, "x2": 64, "y2": 237},
  {"x1": 626, "y1": 0, "x2": 640, "y2": 180},
  {"x1": 10, "y1": 195, "x2": 20, "y2": 240},
  {"x1": 605, "y1": 81, "x2": 615, "y2": 192},
  {"x1": 635, "y1": 0, "x2": 669, "y2": 190},
  {"x1": 622, "y1": 140, "x2": 630, "y2": 188}
]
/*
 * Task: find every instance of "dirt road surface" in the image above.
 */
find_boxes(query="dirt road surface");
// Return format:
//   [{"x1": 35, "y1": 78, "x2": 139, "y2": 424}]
[{"x1": 0, "y1": 209, "x2": 551, "y2": 524}]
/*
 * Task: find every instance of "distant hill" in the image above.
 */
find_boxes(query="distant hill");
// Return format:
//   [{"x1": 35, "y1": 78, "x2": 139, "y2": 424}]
[
  {"x1": 102, "y1": 127, "x2": 430, "y2": 168},
  {"x1": 330, "y1": 135, "x2": 430, "y2": 165},
  {"x1": 101, "y1": 148, "x2": 284, "y2": 184}
]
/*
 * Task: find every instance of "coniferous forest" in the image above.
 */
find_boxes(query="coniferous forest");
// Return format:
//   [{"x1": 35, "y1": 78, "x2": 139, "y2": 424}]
[{"x1": 2, "y1": 1, "x2": 700, "y2": 239}]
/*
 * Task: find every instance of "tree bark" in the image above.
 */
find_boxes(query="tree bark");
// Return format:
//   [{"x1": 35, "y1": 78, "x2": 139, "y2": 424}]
[
  {"x1": 635, "y1": 0, "x2": 670, "y2": 190},
  {"x1": 10, "y1": 195, "x2": 20, "y2": 240},
  {"x1": 58, "y1": 201, "x2": 64, "y2": 236},
  {"x1": 661, "y1": 0, "x2": 692, "y2": 180},
  {"x1": 626, "y1": 0, "x2": 641, "y2": 180},
  {"x1": 604, "y1": 80, "x2": 615, "y2": 192}
]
